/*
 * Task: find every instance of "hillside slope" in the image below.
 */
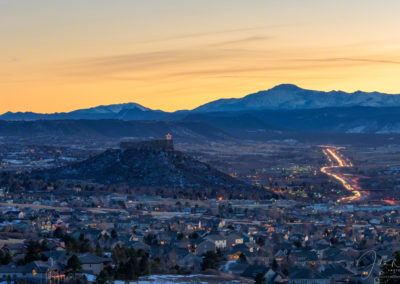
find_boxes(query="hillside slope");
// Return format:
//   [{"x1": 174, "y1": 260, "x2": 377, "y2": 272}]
[
  {"x1": 35, "y1": 148, "x2": 252, "y2": 190},
  {"x1": 0, "y1": 119, "x2": 230, "y2": 140}
]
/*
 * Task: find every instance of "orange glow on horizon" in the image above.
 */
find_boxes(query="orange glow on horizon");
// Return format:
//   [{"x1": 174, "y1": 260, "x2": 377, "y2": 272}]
[{"x1": 1, "y1": 1, "x2": 400, "y2": 113}]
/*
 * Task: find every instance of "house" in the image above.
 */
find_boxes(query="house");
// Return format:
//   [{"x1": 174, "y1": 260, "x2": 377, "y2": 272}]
[
  {"x1": 318, "y1": 263, "x2": 355, "y2": 283},
  {"x1": 264, "y1": 268, "x2": 278, "y2": 283},
  {"x1": 41, "y1": 251, "x2": 69, "y2": 264},
  {"x1": 241, "y1": 264, "x2": 269, "y2": 279},
  {"x1": 72, "y1": 228, "x2": 106, "y2": 242},
  {"x1": 321, "y1": 249, "x2": 354, "y2": 267},
  {"x1": 176, "y1": 238, "x2": 191, "y2": 250},
  {"x1": 0, "y1": 260, "x2": 65, "y2": 283},
  {"x1": 226, "y1": 233, "x2": 244, "y2": 247},
  {"x1": 288, "y1": 267, "x2": 329, "y2": 284},
  {"x1": 226, "y1": 243, "x2": 253, "y2": 260},
  {"x1": 223, "y1": 262, "x2": 249, "y2": 276},
  {"x1": 128, "y1": 233, "x2": 140, "y2": 242},
  {"x1": 290, "y1": 250, "x2": 318, "y2": 266},
  {"x1": 227, "y1": 250, "x2": 247, "y2": 261},
  {"x1": 1, "y1": 243, "x2": 25, "y2": 256},
  {"x1": 156, "y1": 231, "x2": 177, "y2": 245},
  {"x1": 0, "y1": 264, "x2": 28, "y2": 281},
  {"x1": 268, "y1": 270, "x2": 288, "y2": 284},
  {"x1": 131, "y1": 241, "x2": 151, "y2": 253},
  {"x1": 274, "y1": 249, "x2": 288, "y2": 262},
  {"x1": 205, "y1": 234, "x2": 227, "y2": 249},
  {"x1": 197, "y1": 240, "x2": 216, "y2": 255},
  {"x1": 166, "y1": 247, "x2": 188, "y2": 266},
  {"x1": 76, "y1": 253, "x2": 111, "y2": 275},
  {"x1": 177, "y1": 253, "x2": 202, "y2": 271},
  {"x1": 5, "y1": 210, "x2": 25, "y2": 220}
]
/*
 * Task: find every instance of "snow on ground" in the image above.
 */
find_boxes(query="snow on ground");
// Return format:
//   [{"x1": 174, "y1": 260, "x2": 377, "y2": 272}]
[{"x1": 114, "y1": 274, "x2": 242, "y2": 283}]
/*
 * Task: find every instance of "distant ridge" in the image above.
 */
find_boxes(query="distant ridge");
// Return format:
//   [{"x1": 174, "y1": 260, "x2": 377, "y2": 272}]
[
  {"x1": 193, "y1": 84, "x2": 400, "y2": 112},
  {"x1": 2, "y1": 85, "x2": 400, "y2": 135},
  {"x1": 0, "y1": 103, "x2": 178, "y2": 121},
  {"x1": 2, "y1": 84, "x2": 400, "y2": 120}
]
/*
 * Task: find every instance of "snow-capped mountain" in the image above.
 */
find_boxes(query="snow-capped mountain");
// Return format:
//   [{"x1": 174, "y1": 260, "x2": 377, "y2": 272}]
[
  {"x1": 1, "y1": 85, "x2": 400, "y2": 136},
  {"x1": 0, "y1": 103, "x2": 173, "y2": 120},
  {"x1": 70, "y1": 103, "x2": 151, "y2": 114},
  {"x1": 193, "y1": 84, "x2": 400, "y2": 112}
]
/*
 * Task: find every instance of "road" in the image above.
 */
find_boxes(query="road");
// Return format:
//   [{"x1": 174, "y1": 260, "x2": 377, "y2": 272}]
[
  {"x1": 0, "y1": 202, "x2": 121, "y2": 213},
  {"x1": 320, "y1": 146, "x2": 367, "y2": 202}
]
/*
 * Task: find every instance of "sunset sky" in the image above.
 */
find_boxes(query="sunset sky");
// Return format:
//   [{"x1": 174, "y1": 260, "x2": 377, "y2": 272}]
[{"x1": 1, "y1": 0, "x2": 400, "y2": 113}]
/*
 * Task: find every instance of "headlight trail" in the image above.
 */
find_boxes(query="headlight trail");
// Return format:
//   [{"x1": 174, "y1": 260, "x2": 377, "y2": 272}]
[{"x1": 320, "y1": 146, "x2": 366, "y2": 202}]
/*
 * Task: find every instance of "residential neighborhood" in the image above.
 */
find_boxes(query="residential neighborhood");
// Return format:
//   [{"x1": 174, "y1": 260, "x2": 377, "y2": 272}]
[{"x1": 0, "y1": 191, "x2": 398, "y2": 283}]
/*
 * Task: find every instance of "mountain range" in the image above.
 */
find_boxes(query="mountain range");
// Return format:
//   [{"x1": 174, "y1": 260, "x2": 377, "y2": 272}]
[
  {"x1": 1, "y1": 84, "x2": 400, "y2": 137},
  {"x1": 2, "y1": 84, "x2": 400, "y2": 120},
  {"x1": 193, "y1": 84, "x2": 400, "y2": 112},
  {"x1": 0, "y1": 102, "x2": 178, "y2": 121}
]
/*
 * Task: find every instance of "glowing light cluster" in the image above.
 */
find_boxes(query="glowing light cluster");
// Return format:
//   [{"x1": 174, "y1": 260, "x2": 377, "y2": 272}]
[{"x1": 320, "y1": 146, "x2": 365, "y2": 202}]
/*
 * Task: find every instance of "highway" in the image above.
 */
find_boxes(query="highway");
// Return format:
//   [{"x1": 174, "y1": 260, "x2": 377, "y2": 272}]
[{"x1": 320, "y1": 146, "x2": 367, "y2": 202}]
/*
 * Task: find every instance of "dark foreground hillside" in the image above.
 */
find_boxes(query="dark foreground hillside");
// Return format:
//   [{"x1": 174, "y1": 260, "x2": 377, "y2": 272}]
[{"x1": 34, "y1": 147, "x2": 252, "y2": 191}]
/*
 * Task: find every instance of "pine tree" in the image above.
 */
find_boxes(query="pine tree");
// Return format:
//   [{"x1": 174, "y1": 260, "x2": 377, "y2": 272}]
[
  {"x1": 111, "y1": 228, "x2": 118, "y2": 239},
  {"x1": 255, "y1": 272, "x2": 266, "y2": 284},
  {"x1": 67, "y1": 254, "x2": 82, "y2": 279},
  {"x1": 139, "y1": 255, "x2": 150, "y2": 276}
]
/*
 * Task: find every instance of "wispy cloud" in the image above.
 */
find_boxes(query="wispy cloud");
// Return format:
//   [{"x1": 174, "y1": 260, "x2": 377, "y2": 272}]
[
  {"x1": 297, "y1": 57, "x2": 400, "y2": 65},
  {"x1": 57, "y1": 48, "x2": 257, "y2": 79},
  {"x1": 210, "y1": 36, "x2": 272, "y2": 46},
  {"x1": 136, "y1": 27, "x2": 262, "y2": 43},
  {"x1": 56, "y1": 36, "x2": 400, "y2": 83}
]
